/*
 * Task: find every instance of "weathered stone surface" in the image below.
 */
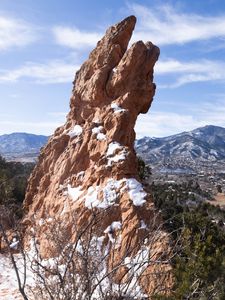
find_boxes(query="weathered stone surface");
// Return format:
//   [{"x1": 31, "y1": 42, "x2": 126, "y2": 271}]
[{"x1": 23, "y1": 16, "x2": 172, "y2": 297}]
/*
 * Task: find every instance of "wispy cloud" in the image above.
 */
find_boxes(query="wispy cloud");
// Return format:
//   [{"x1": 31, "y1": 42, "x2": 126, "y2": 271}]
[
  {"x1": 52, "y1": 26, "x2": 102, "y2": 49},
  {"x1": 135, "y1": 112, "x2": 204, "y2": 138},
  {"x1": 156, "y1": 59, "x2": 219, "y2": 74},
  {"x1": 135, "y1": 99, "x2": 225, "y2": 138},
  {"x1": 196, "y1": 99, "x2": 225, "y2": 124},
  {"x1": 0, "y1": 14, "x2": 38, "y2": 51},
  {"x1": 0, "y1": 60, "x2": 79, "y2": 84},
  {"x1": 129, "y1": 3, "x2": 225, "y2": 45},
  {"x1": 155, "y1": 58, "x2": 225, "y2": 87},
  {"x1": 0, "y1": 120, "x2": 62, "y2": 135}
]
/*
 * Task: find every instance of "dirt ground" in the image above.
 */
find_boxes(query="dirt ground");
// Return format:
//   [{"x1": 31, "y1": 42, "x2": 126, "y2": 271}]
[{"x1": 208, "y1": 193, "x2": 225, "y2": 209}]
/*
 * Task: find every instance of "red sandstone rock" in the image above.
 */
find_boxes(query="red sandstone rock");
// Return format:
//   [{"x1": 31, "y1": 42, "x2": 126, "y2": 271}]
[{"x1": 23, "y1": 16, "x2": 173, "y2": 297}]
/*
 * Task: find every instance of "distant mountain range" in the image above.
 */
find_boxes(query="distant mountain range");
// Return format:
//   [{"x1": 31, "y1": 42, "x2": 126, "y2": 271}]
[
  {"x1": 0, "y1": 133, "x2": 49, "y2": 162},
  {"x1": 1, "y1": 125, "x2": 225, "y2": 169},
  {"x1": 135, "y1": 125, "x2": 225, "y2": 173}
]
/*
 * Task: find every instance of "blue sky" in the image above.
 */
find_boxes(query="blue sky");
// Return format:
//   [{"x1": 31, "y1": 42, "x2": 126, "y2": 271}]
[{"x1": 1, "y1": 0, "x2": 225, "y2": 138}]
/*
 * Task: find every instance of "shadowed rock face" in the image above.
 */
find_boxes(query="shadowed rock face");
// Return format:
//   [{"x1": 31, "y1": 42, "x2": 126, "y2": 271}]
[{"x1": 24, "y1": 16, "x2": 172, "y2": 297}]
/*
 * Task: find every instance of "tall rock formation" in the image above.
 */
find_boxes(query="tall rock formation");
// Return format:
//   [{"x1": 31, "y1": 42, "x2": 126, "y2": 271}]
[{"x1": 24, "y1": 16, "x2": 172, "y2": 297}]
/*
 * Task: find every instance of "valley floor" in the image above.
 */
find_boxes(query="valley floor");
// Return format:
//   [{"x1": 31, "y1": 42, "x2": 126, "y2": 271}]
[{"x1": 0, "y1": 254, "x2": 23, "y2": 300}]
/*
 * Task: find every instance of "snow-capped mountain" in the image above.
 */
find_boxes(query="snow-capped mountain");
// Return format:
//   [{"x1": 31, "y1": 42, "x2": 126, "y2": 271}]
[
  {"x1": 0, "y1": 133, "x2": 49, "y2": 162},
  {"x1": 1, "y1": 125, "x2": 225, "y2": 166},
  {"x1": 135, "y1": 125, "x2": 225, "y2": 170}
]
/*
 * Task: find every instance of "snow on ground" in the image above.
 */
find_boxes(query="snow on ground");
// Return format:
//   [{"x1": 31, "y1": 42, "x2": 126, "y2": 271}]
[
  {"x1": 0, "y1": 253, "x2": 34, "y2": 300},
  {"x1": 0, "y1": 240, "x2": 149, "y2": 300}
]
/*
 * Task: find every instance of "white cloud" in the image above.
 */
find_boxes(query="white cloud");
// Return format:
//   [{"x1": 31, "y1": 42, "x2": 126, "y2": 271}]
[
  {"x1": 0, "y1": 15, "x2": 37, "y2": 50},
  {"x1": 0, "y1": 120, "x2": 62, "y2": 135},
  {"x1": 156, "y1": 59, "x2": 218, "y2": 74},
  {"x1": 196, "y1": 99, "x2": 225, "y2": 125},
  {"x1": 0, "y1": 60, "x2": 79, "y2": 84},
  {"x1": 135, "y1": 112, "x2": 204, "y2": 138},
  {"x1": 155, "y1": 58, "x2": 225, "y2": 87},
  {"x1": 129, "y1": 3, "x2": 225, "y2": 45},
  {"x1": 135, "y1": 101, "x2": 225, "y2": 138},
  {"x1": 52, "y1": 26, "x2": 102, "y2": 49}
]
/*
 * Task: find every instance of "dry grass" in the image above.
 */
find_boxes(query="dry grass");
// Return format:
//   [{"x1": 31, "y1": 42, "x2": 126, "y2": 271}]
[{"x1": 208, "y1": 193, "x2": 225, "y2": 209}]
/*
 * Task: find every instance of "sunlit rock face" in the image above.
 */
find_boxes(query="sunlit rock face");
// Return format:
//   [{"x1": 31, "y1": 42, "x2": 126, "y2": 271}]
[{"x1": 24, "y1": 16, "x2": 172, "y2": 297}]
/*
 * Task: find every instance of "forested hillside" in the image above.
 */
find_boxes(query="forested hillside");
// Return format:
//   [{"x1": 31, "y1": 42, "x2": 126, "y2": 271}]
[
  {"x1": 142, "y1": 170, "x2": 225, "y2": 298},
  {"x1": 0, "y1": 156, "x2": 34, "y2": 226}
]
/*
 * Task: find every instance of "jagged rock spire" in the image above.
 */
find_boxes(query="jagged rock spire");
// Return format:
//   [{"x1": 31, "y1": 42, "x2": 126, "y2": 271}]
[{"x1": 24, "y1": 16, "x2": 172, "y2": 297}]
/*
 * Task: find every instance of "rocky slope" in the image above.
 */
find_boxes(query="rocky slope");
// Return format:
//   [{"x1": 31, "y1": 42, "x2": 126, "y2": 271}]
[
  {"x1": 136, "y1": 125, "x2": 225, "y2": 172},
  {"x1": 23, "y1": 16, "x2": 172, "y2": 297}
]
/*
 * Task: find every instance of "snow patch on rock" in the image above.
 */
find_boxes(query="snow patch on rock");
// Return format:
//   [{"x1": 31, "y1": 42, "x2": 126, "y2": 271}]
[
  {"x1": 106, "y1": 142, "x2": 122, "y2": 156},
  {"x1": 107, "y1": 152, "x2": 127, "y2": 166},
  {"x1": 77, "y1": 171, "x2": 85, "y2": 179},
  {"x1": 139, "y1": 220, "x2": 147, "y2": 230},
  {"x1": 84, "y1": 186, "x2": 101, "y2": 209},
  {"x1": 84, "y1": 179, "x2": 126, "y2": 210},
  {"x1": 106, "y1": 142, "x2": 127, "y2": 166},
  {"x1": 67, "y1": 184, "x2": 83, "y2": 201},
  {"x1": 101, "y1": 178, "x2": 125, "y2": 208},
  {"x1": 123, "y1": 246, "x2": 149, "y2": 298},
  {"x1": 104, "y1": 221, "x2": 122, "y2": 243},
  {"x1": 104, "y1": 221, "x2": 122, "y2": 233},
  {"x1": 92, "y1": 126, "x2": 103, "y2": 134},
  {"x1": 126, "y1": 178, "x2": 147, "y2": 206},
  {"x1": 111, "y1": 103, "x2": 127, "y2": 113},
  {"x1": 97, "y1": 132, "x2": 106, "y2": 141},
  {"x1": 68, "y1": 124, "x2": 83, "y2": 138}
]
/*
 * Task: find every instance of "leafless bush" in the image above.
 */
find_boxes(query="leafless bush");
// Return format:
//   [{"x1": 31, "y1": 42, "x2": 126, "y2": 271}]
[
  {"x1": 0, "y1": 206, "x2": 29, "y2": 300},
  {"x1": 1, "y1": 206, "x2": 174, "y2": 300}
]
